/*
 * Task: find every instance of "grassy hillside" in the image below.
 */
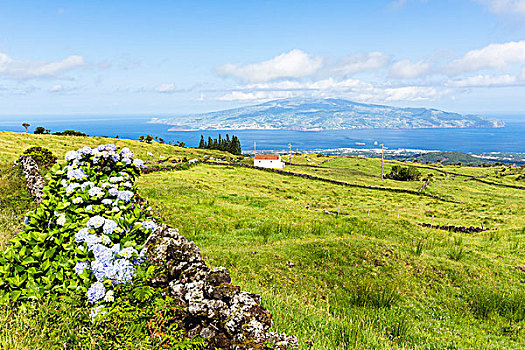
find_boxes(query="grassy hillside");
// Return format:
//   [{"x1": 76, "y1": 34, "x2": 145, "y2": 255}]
[
  {"x1": 0, "y1": 131, "x2": 237, "y2": 169},
  {"x1": 1, "y1": 132, "x2": 525, "y2": 349}
]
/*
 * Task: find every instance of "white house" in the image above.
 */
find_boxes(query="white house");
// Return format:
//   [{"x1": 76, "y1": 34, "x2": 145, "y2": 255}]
[{"x1": 254, "y1": 154, "x2": 285, "y2": 169}]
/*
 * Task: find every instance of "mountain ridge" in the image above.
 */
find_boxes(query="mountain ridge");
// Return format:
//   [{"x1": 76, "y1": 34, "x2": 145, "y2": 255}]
[{"x1": 150, "y1": 98, "x2": 505, "y2": 131}]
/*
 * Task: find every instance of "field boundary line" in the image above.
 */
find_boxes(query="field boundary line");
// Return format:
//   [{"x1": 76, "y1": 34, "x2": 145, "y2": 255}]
[{"x1": 201, "y1": 161, "x2": 457, "y2": 203}]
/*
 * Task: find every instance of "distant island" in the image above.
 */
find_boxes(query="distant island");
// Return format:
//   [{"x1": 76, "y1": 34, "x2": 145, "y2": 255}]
[{"x1": 150, "y1": 97, "x2": 504, "y2": 131}]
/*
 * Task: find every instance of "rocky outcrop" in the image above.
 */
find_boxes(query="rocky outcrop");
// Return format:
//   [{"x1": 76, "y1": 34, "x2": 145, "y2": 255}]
[
  {"x1": 18, "y1": 155, "x2": 46, "y2": 203},
  {"x1": 144, "y1": 223, "x2": 299, "y2": 350}
]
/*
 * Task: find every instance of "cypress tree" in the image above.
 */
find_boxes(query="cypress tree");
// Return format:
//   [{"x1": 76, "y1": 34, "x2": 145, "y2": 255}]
[{"x1": 199, "y1": 135, "x2": 205, "y2": 148}]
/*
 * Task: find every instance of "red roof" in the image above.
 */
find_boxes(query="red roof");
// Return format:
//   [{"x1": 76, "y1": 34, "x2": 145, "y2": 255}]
[{"x1": 255, "y1": 154, "x2": 280, "y2": 160}]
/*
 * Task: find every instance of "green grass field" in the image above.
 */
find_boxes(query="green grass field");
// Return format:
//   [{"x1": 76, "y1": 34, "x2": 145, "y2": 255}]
[{"x1": 1, "y1": 132, "x2": 525, "y2": 349}]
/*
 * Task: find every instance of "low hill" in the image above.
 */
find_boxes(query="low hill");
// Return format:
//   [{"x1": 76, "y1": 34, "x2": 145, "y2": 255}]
[{"x1": 150, "y1": 98, "x2": 504, "y2": 130}]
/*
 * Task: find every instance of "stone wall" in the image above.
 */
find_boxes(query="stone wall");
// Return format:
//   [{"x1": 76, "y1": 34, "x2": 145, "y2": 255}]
[
  {"x1": 18, "y1": 155, "x2": 46, "y2": 203},
  {"x1": 144, "y1": 224, "x2": 298, "y2": 349}
]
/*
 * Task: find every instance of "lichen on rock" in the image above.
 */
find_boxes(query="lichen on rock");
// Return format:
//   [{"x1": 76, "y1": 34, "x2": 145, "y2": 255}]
[{"x1": 144, "y1": 223, "x2": 299, "y2": 349}]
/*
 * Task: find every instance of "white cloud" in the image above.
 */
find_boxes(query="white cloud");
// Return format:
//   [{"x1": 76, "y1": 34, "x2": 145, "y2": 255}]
[
  {"x1": 329, "y1": 52, "x2": 391, "y2": 76},
  {"x1": 389, "y1": 0, "x2": 408, "y2": 9},
  {"x1": 155, "y1": 83, "x2": 176, "y2": 93},
  {"x1": 50, "y1": 84, "x2": 63, "y2": 92},
  {"x1": 217, "y1": 90, "x2": 296, "y2": 101},
  {"x1": 0, "y1": 53, "x2": 85, "y2": 79},
  {"x1": 389, "y1": 59, "x2": 431, "y2": 78},
  {"x1": 446, "y1": 40, "x2": 525, "y2": 74},
  {"x1": 215, "y1": 49, "x2": 323, "y2": 83},
  {"x1": 477, "y1": 0, "x2": 525, "y2": 15},
  {"x1": 447, "y1": 74, "x2": 517, "y2": 87},
  {"x1": 217, "y1": 77, "x2": 447, "y2": 103},
  {"x1": 242, "y1": 77, "x2": 368, "y2": 92},
  {"x1": 383, "y1": 86, "x2": 445, "y2": 101},
  {"x1": 520, "y1": 66, "x2": 525, "y2": 80}
]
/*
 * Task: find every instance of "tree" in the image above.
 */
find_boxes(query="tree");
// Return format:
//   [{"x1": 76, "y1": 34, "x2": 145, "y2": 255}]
[
  {"x1": 199, "y1": 135, "x2": 205, "y2": 149},
  {"x1": 145, "y1": 135, "x2": 153, "y2": 143},
  {"x1": 34, "y1": 126, "x2": 46, "y2": 134},
  {"x1": 385, "y1": 166, "x2": 421, "y2": 181},
  {"x1": 139, "y1": 135, "x2": 145, "y2": 142},
  {"x1": 22, "y1": 123, "x2": 30, "y2": 133}
]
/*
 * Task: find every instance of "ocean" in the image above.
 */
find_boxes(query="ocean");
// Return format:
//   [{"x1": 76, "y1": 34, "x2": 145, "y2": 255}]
[{"x1": 0, "y1": 115, "x2": 524, "y2": 153}]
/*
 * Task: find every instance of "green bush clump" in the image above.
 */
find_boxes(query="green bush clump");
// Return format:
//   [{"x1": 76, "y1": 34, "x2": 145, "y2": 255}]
[
  {"x1": 53, "y1": 130, "x2": 88, "y2": 136},
  {"x1": 0, "y1": 145, "x2": 152, "y2": 304},
  {"x1": 22, "y1": 146, "x2": 57, "y2": 169},
  {"x1": 385, "y1": 166, "x2": 421, "y2": 181}
]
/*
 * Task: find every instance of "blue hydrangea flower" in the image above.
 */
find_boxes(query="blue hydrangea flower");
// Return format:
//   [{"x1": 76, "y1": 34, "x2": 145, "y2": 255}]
[
  {"x1": 87, "y1": 282, "x2": 106, "y2": 304},
  {"x1": 74, "y1": 261, "x2": 90, "y2": 275},
  {"x1": 65, "y1": 151, "x2": 78, "y2": 162},
  {"x1": 84, "y1": 234, "x2": 100, "y2": 248},
  {"x1": 87, "y1": 216, "x2": 105, "y2": 229},
  {"x1": 110, "y1": 153, "x2": 120, "y2": 162},
  {"x1": 140, "y1": 220, "x2": 157, "y2": 232},
  {"x1": 67, "y1": 168, "x2": 87, "y2": 180},
  {"x1": 75, "y1": 228, "x2": 90, "y2": 243},
  {"x1": 99, "y1": 235, "x2": 112, "y2": 245},
  {"x1": 108, "y1": 188, "x2": 118, "y2": 196},
  {"x1": 133, "y1": 159, "x2": 144, "y2": 168},
  {"x1": 121, "y1": 182, "x2": 132, "y2": 188},
  {"x1": 117, "y1": 190, "x2": 133, "y2": 203},
  {"x1": 118, "y1": 247, "x2": 138, "y2": 259},
  {"x1": 91, "y1": 243, "x2": 113, "y2": 263},
  {"x1": 101, "y1": 198, "x2": 112, "y2": 206},
  {"x1": 112, "y1": 258, "x2": 135, "y2": 284},
  {"x1": 109, "y1": 176, "x2": 124, "y2": 183},
  {"x1": 111, "y1": 243, "x2": 121, "y2": 254},
  {"x1": 91, "y1": 259, "x2": 112, "y2": 281},
  {"x1": 66, "y1": 183, "x2": 81, "y2": 194},
  {"x1": 81, "y1": 181, "x2": 95, "y2": 191},
  {"x1": 79, "y1": 146, "x2": 92, "y2": 155},
  {"x1": 88, "y1": 187, "x2": 104, "y2": 198},
  {"x1": 24, "y1": 216, "x2": 29, "y2": 225},
  {"x1": 98, "y1": 144, "x2": 117, "y2": 152},
  {"x1": 120, "y1": 147, "x2": 133, "y2": 158},
  {"x1": 103, "y1": 219, "x2": 118, "y2": 235}
]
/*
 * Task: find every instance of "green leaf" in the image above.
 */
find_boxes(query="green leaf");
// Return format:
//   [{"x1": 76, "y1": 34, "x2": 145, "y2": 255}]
[{"x1": 10, "y1": 290, "x2": 22, "y2": 303}]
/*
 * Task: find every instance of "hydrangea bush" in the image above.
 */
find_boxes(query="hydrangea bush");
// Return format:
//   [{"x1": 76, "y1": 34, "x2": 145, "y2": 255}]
[{"x1": 0, "y1": 144, "x2": 156, "y2": 318}]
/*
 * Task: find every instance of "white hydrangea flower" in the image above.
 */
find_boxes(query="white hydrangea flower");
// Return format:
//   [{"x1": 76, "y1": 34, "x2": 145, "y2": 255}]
[
  {"x1": 104, "y1": 290, "x2": 114, "y2": 303},
  {"x1": 56, "y1": 214, "x2": 66, "y2": 226},
  {"x1": 72, "y1": 197, "x2": 83, "y2": 204},
  {"x1": 87, "y1": 216, "x2": 105, "y2": 229}
]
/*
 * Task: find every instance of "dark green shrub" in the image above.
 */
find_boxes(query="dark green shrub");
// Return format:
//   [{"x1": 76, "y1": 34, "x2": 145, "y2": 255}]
[
  {"x1": 53, "y1": 130, "x2": 88, "y2": 136},
  {"x1": 22, "y1": 146, "x2": 57, "y2": 169},
  {"x1": 33, "y1": 126, "x2": 46, "y2": 134},
  {"x1": 385, "y1": 166, "x2": 421, "y2": 181}
]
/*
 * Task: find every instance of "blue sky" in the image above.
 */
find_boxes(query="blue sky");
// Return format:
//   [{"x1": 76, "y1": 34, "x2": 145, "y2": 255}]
[{"x1": 1, "y1": 0, "x2": 525, "y2": 117}]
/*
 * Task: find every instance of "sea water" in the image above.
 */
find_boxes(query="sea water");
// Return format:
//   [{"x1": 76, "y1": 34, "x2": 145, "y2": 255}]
[{"x1": 0, "y1": 115, "x2": 524, "y2": 153}]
